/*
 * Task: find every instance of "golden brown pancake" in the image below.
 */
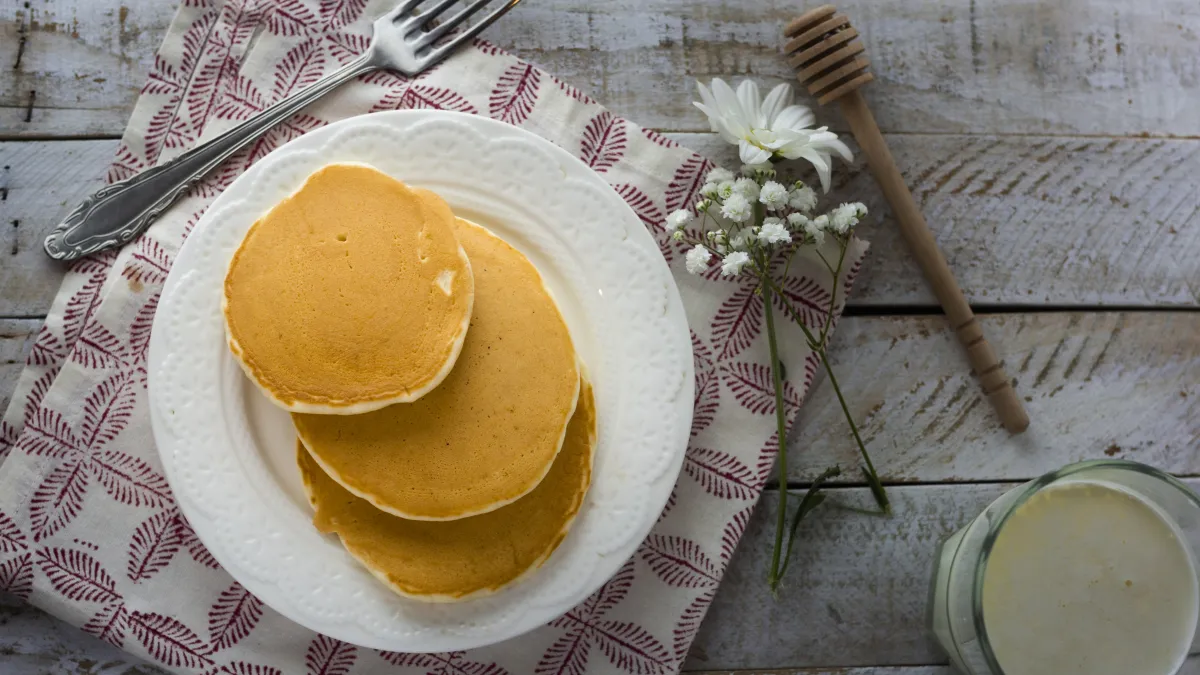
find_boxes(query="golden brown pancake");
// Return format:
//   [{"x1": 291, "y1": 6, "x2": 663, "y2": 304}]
[
  {"x1": 224, "y1": 164, "x2": 473, "y2": 414},
  {"x1": 297, "y1": 381, "x2": 596, "y2": 601},
  {"x1": 293, "y1": 219, "x2": 580, "y2": 520}
]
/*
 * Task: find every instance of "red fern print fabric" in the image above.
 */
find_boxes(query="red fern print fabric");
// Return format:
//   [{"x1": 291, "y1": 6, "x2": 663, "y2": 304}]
[{"x1": 0, "y1": 1, "x2": 868, "y2": 673}]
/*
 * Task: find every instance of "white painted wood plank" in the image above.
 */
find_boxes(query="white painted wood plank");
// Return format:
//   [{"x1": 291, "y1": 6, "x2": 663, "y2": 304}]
[
  {"x1": 689, "y1": 481, "x2": 1200, "y2": 670},
  {"x1": 6, "y1": 312, "x2": 1190, "y2": 486},
  {"x1": 694, "y1": 663, "x2": 1200, "y2": 675},
  {"x1": 0, "y1": 320, "x2": 40, "y2": 416},
  {"x1": 1, "y1": 0, "x2": 178, "y2": 138},
  {"x1": 0, "y1": 315, "x2": 1193, "y2": 668},
  {"x1": 675, "y1": 132, "x2": 1200, "y2": 309},
  {"x1": 0, "y1": 142, "x2": 113, "y2": 318},
  {"x1": 3, "y1": 135, "x2": 1198, "y2": 317},
  {"x1": 789, "y1": 312, "x2": 1199, "y2": 483},
  {"x1": 4, "y1": 0, "x2": 1200, "y2": 137},
  {"x1": 688, "y1": 484, "x2": 1000, "y2": 670},
  {"x1": 693, "y1": 670, "x2": 951, "y2": 675},
  {"x1": 0, "y1": 594, "x2": 161, "y2": 675}
]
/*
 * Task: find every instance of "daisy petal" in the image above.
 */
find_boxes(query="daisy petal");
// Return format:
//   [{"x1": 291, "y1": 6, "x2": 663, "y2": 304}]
[
  {"x1": 693, "y1": 102, "x2": 741, "y2": 142},
  {"x1": 696, "y1": 80, "x2": 717, "y2": 110},
  {"x1": 692, "y1": 101, "x2": 722, "y2": 134},
  {"x1": 760, "y1": 83, "x2": 793, "y2": 125},
  {"x1": 738, "y1": 140, "x2": 773, "y2": 166},
  {"x1": 795, "y1": 146, "x2": 833, "y2": 192},
  {"x1": 820, "y1": 135, "x2": 854, "y2": 162},
  {"x1": 711, "y1": 78, "x2": 747, "y2": 127},
  {"x1": 736, "y1": 80, "x2": 763, "y2": 127},
  {"x1": 772, "y1": 104, "x2": 816, "y2": 131}
]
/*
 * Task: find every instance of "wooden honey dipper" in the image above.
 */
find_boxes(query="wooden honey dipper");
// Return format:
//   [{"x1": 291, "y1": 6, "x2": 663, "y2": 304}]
[{"x1": 784, "y1": 5, "x2": 1030, "y2": 433}]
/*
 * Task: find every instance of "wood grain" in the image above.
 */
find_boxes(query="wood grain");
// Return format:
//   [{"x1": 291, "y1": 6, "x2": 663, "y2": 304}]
[
  {"x1": 1, "y1": 0, "x2": 179, "y2": 137},
  {"x1": 1, "y1": 311, "x2": 1194, "y2": 484},
  {"x1": 3, "y1": 0, "x2": 1200, "y2": 137},
  {"x1": 2, "y1": 0, "x2": 1198, "y2": 672},
  {"x1": 0, "y1": 142, "x2": 113, "y2": 318},
  {"x1": 680, "y1": 132, "x2": 1200, "y2": 309},
  {"x1": 3, "y1": 134, "x2": 1198, "y2": 317},
  {"x1": 689, "y1": 481, "x2": 1200, "y2": 670},
  {"x1": 0, "y1": 320, "x2": 39, "y2": 416},
  {"x1": 695, "y1": 670, "x2": 951, "y2": 675},
  {"x1": 7, "y1": 482, "x2": 1197, "y2": 672},
  {"x1": 696, "y1": 661, "x2": 1200, "y2": 675},
  {"x1": 0, "y1": 594, "x2": 160, "y2": 675},
  {"x1": 789, "y1": 311, "x2": 1199, "y2": 483},
  {"x1": 0, "y1": 309, "x2": 1194, "y2": 665}
]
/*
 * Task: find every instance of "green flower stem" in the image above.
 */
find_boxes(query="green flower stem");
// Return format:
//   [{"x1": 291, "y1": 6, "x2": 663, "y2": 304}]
[
  {"x1": 778, "y1": 465, "x2": 841, "y2": 580},
  {"x1": 817, "y1": 243, "x2": 847, "y2": 350},
  {"x1": 762, "y1": 274, "x2": 890, "y2": 515},
  {"x1": 817, "y1": 344, "x2": 889, "y2": 512},
  {"x1": 761, "y1": 275, "x2": 791, "y2": 592}
]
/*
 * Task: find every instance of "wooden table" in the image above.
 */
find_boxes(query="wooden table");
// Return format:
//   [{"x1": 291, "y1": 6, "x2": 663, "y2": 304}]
[{"x1": 2, "y1": 0, "x2": 1198, "y2": 673}]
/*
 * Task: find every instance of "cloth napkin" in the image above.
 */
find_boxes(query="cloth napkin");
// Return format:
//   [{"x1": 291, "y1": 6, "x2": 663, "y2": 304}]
[{"x1": 0, "y1": 1, "x2": 867, "y2": 673}]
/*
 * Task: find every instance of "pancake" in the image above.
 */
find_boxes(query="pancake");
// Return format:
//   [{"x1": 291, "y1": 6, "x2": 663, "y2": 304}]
[
  {"x1": 293, "y1": 218, "x2": 580, "y2": 520},
  {"x1": 297, "y1": 380, "x2": 596, "y2": 602},
  {"x1": 224, "y1": 164, "x2": 474, "y2": 414}
]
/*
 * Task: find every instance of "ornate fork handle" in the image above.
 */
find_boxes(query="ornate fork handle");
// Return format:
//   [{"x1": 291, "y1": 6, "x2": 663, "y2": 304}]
[{"x1": 44, "y1": 54, "x2": 378, "y2": 262}]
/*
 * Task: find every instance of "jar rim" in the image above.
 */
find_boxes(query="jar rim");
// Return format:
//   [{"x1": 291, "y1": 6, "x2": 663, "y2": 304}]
[{"x1": 969, "y1": 459, "x2": 1200, "y2": 674}]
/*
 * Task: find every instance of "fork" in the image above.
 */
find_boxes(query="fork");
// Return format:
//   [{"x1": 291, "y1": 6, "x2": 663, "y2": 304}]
[{"x1": 43, "y1": 0, "x2": 522, "y2": 262}]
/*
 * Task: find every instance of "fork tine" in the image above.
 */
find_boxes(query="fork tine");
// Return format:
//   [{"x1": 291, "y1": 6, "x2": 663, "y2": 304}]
[
  {"x1": 384, "y1": 0, "x2": 427, "y2": 22},
  {"x1": 406, "y1": 0, "x2": 462, "y2": 27},
  {"x1": 413, "y1": 0, "x2": 494, "y2": 50},
  {"x1": 427, "y1": 0, "x2": 521, "y2": 62}
]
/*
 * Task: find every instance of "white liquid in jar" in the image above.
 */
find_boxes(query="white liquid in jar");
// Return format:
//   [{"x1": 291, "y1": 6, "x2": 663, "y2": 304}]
[{"x1": 981, "y1": 480, "x2": 1198, "y2": 675}]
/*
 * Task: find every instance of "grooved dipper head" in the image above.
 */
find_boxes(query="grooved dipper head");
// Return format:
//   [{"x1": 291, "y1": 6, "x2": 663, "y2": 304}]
[{"x1": 784, "y1": 5, "x2": 873, "y2": 105}]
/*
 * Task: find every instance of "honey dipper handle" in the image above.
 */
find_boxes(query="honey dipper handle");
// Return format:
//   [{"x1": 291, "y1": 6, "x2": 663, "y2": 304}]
[{"x1": 838, "y1": 91, "x2": 1030, "y2": 433}]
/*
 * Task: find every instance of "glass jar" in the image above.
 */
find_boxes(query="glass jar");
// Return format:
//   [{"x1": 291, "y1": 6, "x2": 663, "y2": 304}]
[{"x1": 929, "y1": 460, "x2": 1200, "y2": 675}]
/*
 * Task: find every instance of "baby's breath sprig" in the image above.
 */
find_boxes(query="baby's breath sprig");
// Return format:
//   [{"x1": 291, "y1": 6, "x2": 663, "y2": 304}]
[{"x1": 679, "y1": 77, "x2": 890, "y2": 594}]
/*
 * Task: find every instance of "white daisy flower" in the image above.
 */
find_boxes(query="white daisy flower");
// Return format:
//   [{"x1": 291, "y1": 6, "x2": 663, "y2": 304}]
[
  {"x1": 693, "y1": 78, "x2": 852, "y2": 190},
  {"x1": 786, "y1": 212, "x2": 809, "y2": 230},
  {"x1": 721, "y1": 193, "x2": 753, "y2": 222},
  {"x1": 666, "y1": 209, "x2": 694, "y2": 231},
  {"x1": 685, "y1": 245, "x2": 713, "y2": 274},
  {"x1": 694, "y1": 78, "x2": 818, "y2": 165},
  {"x1": 706, "y1": 167, "x2": 735, "y2": 184},
  {"x1": 758, "y1": 219, "x2": 791, "y2": 245},
  {"x1": 759, "y1": 181, "x2": 789, "y2": 211},
  {"x1": 788, "y1": 186, "x2": 818, "y2": 213},
  {"x1": 721, "y1": 250, "x2": 751, "y2": 276},
  {"x1": 700, "y1": 182, "x2": 719, "y2": 198},
  {"x1": 732, "y1": 177, "x2": 760, "y2": 201},
  {"x1": 716, "y1": 180, "x2": 737, "y2": 200}
]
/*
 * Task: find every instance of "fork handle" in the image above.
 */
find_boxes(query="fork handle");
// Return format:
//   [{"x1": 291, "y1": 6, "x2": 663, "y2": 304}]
[{"x1": 44, "y1": 54, "x2": 378, "y2": 262}]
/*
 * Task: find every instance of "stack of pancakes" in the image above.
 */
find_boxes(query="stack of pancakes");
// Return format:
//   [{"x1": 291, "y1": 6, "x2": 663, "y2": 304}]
[{"x1": 223, "y1": 164, "x2": 594, "y2": 602}]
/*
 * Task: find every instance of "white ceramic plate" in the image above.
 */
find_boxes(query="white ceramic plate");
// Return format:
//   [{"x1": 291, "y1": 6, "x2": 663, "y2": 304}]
[{"x1": 147, "y1": 111, "x2": 693, "y2": 652}]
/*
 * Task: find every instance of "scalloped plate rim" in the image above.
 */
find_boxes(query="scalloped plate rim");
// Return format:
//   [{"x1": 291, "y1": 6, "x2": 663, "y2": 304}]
[{"x1": 147, "y1": 110, "x2": 693, "y2": 652}]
